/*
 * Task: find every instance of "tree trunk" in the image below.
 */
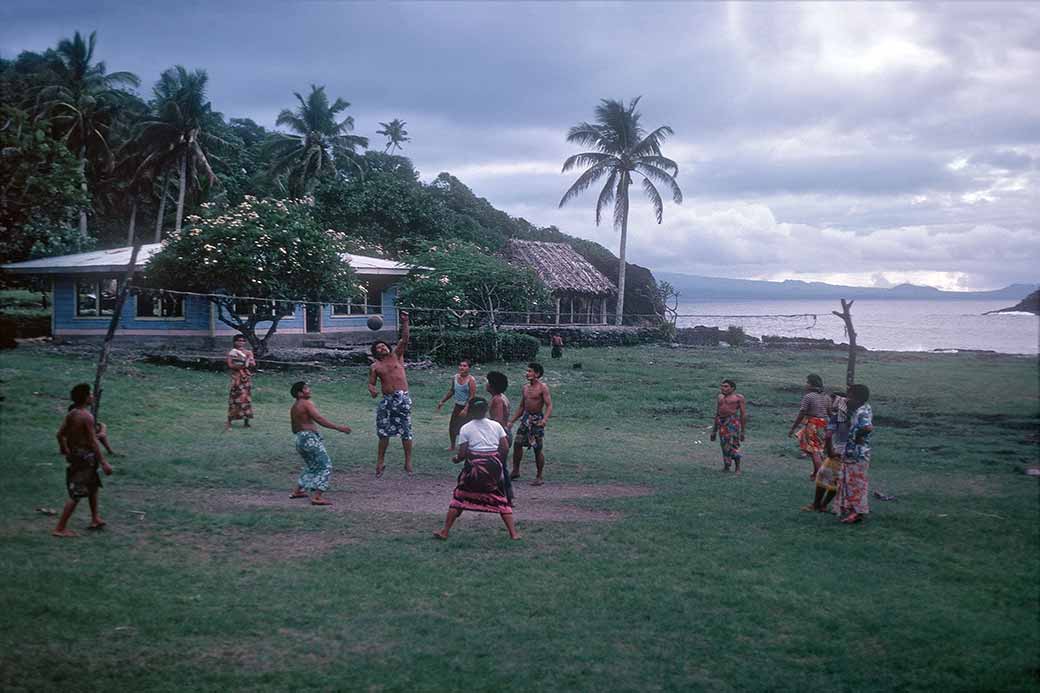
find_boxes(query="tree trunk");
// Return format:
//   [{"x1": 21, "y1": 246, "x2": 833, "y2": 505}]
[
  {"x1": 174, "y1": 153, "x2": 188, "y2": 235},
  {"x1": 614, "y1": 178, "x2": 630, "y2": 326},
  {"x1": 832, "y1": 299, "x2": 857, "y2": 388},
  {"x1": 126, "y1": 198, "x2": 138, "y2": 246},
  {"x1": 78, "y1": 146, "x2": 89, "y2": 237},
  {"x1": 91, "y1": 241, "x2": 143, "y2": 421},
  {"x1": 154, "y1": 173, "x2": 169, "y2": 242}
]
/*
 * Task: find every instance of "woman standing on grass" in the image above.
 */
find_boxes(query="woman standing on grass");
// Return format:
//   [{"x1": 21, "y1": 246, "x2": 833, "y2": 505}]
[
  {"x1": 226, "y1": 335, "x2": 256, "y2": 430},
  {"x1": 788, "y1": 373, "x2": 829, "y2": 479},
  {"x1": 836, "y1": 384, "x2": 874, "y2": 524},
  {"x1": 436, "y1": 359, "x2": 476, "y2": 450}
]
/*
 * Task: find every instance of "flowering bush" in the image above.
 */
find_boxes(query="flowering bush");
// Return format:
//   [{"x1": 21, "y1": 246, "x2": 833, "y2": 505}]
[{"x1": 144, "y1": 196, "x2": 357, "y2": 355}]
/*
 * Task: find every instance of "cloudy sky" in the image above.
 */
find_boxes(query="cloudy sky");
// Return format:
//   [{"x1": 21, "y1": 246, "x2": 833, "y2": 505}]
[{"x1": 3, "y1": 1, "x2": 1038, "y2": 290}]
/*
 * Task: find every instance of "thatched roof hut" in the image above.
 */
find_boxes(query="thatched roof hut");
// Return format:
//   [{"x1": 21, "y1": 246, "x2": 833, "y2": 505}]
[{"x1": 505, "y1": 239, "x2": 616, "y2": 324}]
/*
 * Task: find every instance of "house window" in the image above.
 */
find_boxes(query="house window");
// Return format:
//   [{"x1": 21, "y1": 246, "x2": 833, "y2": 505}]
[
  {"x1": 332, "y1": 287, "x2": 382, "y2": 316},
  {"x1": 135, "y1": 290, "x2": 184, "y2": 318},
  {"x1": 232, "y1": 301, "x2": 295, "y2": 319},
  {"x1": 76, "y1": 279, "x2": 118, "y2": 317}
]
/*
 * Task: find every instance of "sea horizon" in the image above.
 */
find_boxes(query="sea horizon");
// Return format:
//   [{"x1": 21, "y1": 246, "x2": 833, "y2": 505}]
[{"x1": 673, "y1": 298, "x2": 1039, "y2": 355}]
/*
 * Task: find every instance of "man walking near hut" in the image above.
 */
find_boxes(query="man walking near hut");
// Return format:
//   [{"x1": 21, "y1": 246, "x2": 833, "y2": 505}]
[
  {"x1": 368, "y1": 311, "x2": 413, "y2": 477},
  {"x1": 508, "y1": 362, "x2": 553, "y2": 485}
]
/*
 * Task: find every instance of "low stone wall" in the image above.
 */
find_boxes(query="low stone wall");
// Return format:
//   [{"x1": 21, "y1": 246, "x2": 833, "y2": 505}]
[
  {"x1": 501, "y1": 324, "x2": 665, "y2": 347},
  {"x1": 675, "y1": 326, "x2": 721, "y2": 346}
]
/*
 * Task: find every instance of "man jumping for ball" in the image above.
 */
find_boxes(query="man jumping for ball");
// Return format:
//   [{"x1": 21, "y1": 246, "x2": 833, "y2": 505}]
[{"x1": 368, "y1": 310, "x2": 413, "y2": 477}]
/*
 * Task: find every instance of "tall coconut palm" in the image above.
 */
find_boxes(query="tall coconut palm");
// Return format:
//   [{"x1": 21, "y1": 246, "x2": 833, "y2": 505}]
[
  {"x1": 559, "y1": 97, "x2": 682, "y2": 325},
  {"x1": 135, "y1": 66, "x2": 228, "y2": 235},
  {"x1": 39, "y1": 30, "x2": 140, "y2": 236},
  {"x1": 266, "y1": 85, "x2": 369, "y2": 196},
  {"x1": 376, "y1": 118, "x2": 410, "y2": 154}
]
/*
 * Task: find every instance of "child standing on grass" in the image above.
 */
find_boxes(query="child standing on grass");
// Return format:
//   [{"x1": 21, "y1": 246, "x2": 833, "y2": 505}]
[
  {"x1": 53, "y1": 384, "x2": 112, "y2": 537},
  {"x1": 434, "y1": 398, "x2": 520, "y2": 541},
  {"x1": 289, "y1": 381, "x2": 351, "y2": 506},
  {"x1": 508, "y1": 362, "x2": 553, "y2": 486},
  {"x1": 711, "y1": 379, "x2": 747, "y2": 473}
]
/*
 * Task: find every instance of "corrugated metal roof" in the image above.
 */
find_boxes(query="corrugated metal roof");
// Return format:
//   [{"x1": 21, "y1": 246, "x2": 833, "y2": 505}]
[
  {"x1": 1, "y1": 244, "x2": 410, "y2": 276},
  {"x1": 506, "y1": 239, "x2": 616, "y2": 296}
]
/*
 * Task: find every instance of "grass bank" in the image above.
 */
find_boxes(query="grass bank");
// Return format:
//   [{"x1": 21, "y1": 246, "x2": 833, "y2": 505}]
[{"x1": 0, "y1": 344, "x2": 1037, "y2": 691}]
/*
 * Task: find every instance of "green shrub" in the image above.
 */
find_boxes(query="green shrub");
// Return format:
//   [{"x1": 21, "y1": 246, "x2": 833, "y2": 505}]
[
  {"x1": 0, "y1": 314, "x2": 50, "y2": 342},
  {"x1": 408, "y1": 328, "x2": 539, "y2": 364},
  {"x1": 723, "y1": 325, "x2": 747, "y2": 346}
]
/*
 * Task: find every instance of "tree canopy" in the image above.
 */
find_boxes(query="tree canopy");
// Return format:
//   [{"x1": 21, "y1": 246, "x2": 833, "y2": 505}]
[{"x1": 144, "y1": 196, "x2": 356, "y2": 355}]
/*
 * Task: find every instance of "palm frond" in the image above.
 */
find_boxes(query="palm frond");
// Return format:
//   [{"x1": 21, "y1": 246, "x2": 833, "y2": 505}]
[
  {"x1": 634, "y1": 162, "x2": 683, "y2": 204},
  {"x1": 640, "y1": 177, "x2": 664, "y2": 223},
  {"x1": 594, "y1": 169, "x2": 618, "y2": 225},
  {"x1": 561, "y1": 151, "x2": 613, "y2": 173},
  {"x1": 559, "y1": 163, "x2": 611, "y2": 209}
]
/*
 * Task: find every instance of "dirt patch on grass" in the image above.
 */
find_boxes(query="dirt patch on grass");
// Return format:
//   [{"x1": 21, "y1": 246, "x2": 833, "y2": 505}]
[{"x1": 215, "y1": 474, "x2": 652, "y2": 523}]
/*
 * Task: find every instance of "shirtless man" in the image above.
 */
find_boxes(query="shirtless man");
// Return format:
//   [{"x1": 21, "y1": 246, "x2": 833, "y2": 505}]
[
  {"x1": 368, "y1": 310, "x2": 413, "y2": 477},
  {"x1": 53, "y1": 384, "x2": 113, "y2": 537},
  {"x1": 710, "y1": 379, "x2": 747, "y2": 473},
  {"x1": 289, "y1": 381, "x2": 351, "y2": 506},
  {"x1": 507, "y1": 362, "x2": 553, "y2": 486}
]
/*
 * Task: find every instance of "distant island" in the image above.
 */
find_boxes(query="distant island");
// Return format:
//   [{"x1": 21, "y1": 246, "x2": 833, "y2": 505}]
[
  {"x1": 656, "y1": 272, "x2": 1037, "y2": 302},
  {"x1": 984, "y1": 289, "x2": 1040, "y2": 315}
]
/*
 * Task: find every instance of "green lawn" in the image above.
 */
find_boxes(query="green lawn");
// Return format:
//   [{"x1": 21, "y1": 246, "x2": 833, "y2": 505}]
[{"x1": 1, "y1": 344, "x2": 1037, "y2": 691}]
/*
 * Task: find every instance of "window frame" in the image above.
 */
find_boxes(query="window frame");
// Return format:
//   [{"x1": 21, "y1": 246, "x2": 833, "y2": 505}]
[
  {"x1": 134, "y1": 290, "x2": 186, "y2": 321},
  {"x1": 74, "y1": 278, "x2": 119, "y2": 319}
]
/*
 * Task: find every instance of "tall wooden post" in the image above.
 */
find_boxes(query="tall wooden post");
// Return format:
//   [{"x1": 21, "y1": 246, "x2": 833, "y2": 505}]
[
  {"x1": 601, "y1": 297, "x2": 607, "y2": 325},
  {"x1": 554, "y1": 296, "x2": 561, "y2": 325},
  {"x1": 92, "y1": 242, "x2": 143, "y2": 420},
  {"x1": 832, "y1": 299, "x2": 857, "y2": 389}
]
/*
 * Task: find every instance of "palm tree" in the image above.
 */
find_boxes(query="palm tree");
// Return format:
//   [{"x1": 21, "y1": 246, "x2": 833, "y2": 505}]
[
  {"x1": 377, "y1": 118, "x2": 410, "y2": 154},
  {"x1": 266, "y1": 85, "x2": 369, "y2": 196},
  {"x1": 39, "y1": 30, "x2": 140, "y2": 236},
  {"x1": 135, "y1": 66, "x2": 228, "y2": 235},
  {"x1": 559, "y1": 97, "x2": 682, "y2": 325}
]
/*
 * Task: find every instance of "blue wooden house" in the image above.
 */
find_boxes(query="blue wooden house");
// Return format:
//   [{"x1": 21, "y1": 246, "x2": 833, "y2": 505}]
[{"x1": 2, "y1": 244, "x2": 411, "y2": 347}]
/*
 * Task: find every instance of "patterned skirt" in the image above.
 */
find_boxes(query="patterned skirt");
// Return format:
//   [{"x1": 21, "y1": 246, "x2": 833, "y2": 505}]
[
  {"x1": 717, "y1": 413, "x2": 743, "y2": 465},
  {"x1": 837, "y1": 460, "x2": 870, "y2": 515},
  {"x1": 797, "y1": 417, "x2": 827, "y2": 455},
  {"x1": 450, "y1": 450, "x2": 512, "y2": 514},
  {"x1": 228, "y1": 370, "x2": 253, "y2": 420}
]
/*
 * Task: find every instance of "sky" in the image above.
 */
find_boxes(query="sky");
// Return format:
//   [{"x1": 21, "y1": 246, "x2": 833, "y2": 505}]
[{"x1": 2, "y1": 1, "x2": 1039, "y2": 290}]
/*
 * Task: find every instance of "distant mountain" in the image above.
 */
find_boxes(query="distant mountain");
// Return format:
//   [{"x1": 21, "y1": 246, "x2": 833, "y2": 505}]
[
  {"x1": 656, "y1": 272, "x2": 1037, "y2": 301},
  {"x1": 985, "y1": 289, "x2": 1040, "y2": 315}
]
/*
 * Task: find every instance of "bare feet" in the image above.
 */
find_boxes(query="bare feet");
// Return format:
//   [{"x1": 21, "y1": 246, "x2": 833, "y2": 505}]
[
  {"x1": 88, "y1": 520, "x2": 106, "y2": 530},
  {"x1": 243, "y1": 420, "x2": 251, "y2": 428},
  {"x1": 52, "y1": 529, "x2": 78, "y2": 538},
  {"x1": 375, "y1": 464, "x2": 385, "y2": 478},
  {"x1": 510, "y1": 534, "x2": 522, "y2": 540},
  {"x1": 531, "y1": 478, "x2": 544, "y2": 486},
  {"x1": 510, "y1": 473, "x2": 520, "y2": 480},
  {"x1": 841, "y1": 513, "x2": 863, "y2": 524},
  {"x1": 311, "y1": 498, "x2": 332, "y2": 506},
  {"x1": 289, "y1": 492, "x2": 309, "y2": 499},
  {"x1": 432, "y1": 531, "x2": 449, "y2": 540},
  {"x1": 800, "y1": 504, "x2": 816, "y2": 512}
]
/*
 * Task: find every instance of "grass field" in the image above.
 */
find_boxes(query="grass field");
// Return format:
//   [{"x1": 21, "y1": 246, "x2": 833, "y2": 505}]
[{"x1": 1, "y1": 343, "x2": 1037, "y2": 691}]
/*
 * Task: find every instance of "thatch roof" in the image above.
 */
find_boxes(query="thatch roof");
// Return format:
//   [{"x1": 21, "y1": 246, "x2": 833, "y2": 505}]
[{"x1": 505, "y1": 240, "x2": 616, "y2": 296}]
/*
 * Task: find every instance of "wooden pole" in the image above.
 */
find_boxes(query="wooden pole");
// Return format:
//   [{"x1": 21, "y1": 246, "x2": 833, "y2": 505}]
[
  {"x1": 91, "y1": 242, "x2": 143, "y2": 421},
  {"x1": 832, "y1": 299, "x2": 857, "y2": 389},
  {"x1": 555, "y1": 296, "x2": 561, "y2": 325}
]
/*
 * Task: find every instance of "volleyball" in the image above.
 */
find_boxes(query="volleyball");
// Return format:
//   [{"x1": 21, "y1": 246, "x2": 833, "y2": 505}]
[{"x1": 367, "y1": 315, "x2": 384, "y2": 331}]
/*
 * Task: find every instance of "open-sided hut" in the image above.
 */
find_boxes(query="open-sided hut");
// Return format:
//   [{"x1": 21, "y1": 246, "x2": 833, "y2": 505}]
[{"x1": 505, "y1": 239, "x2": 616, "y2": 325}]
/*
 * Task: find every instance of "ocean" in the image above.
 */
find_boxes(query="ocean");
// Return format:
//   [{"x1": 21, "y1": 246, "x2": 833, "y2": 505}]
[{"x1": 674, "y1": 299, "x2": 1039, "y2": 355}]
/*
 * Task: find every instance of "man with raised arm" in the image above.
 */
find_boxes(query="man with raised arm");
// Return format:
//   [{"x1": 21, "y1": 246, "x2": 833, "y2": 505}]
[{"x1": 368, "y1": 311, "x2": 413, "y2": 477}]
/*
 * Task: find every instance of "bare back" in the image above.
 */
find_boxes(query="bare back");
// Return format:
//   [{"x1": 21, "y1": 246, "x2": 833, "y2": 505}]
[
  {"x1": 60, "y1": 408, "x2": 98, "y2": 452},
  {"x1": 290, "y1": 399, "x2": 319, "y2": 433}
]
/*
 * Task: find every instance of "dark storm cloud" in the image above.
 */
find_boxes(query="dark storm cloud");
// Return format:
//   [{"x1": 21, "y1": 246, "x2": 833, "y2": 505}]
[{"x1": 2, "y1": 1, "x2": 1037, "y2": 289}]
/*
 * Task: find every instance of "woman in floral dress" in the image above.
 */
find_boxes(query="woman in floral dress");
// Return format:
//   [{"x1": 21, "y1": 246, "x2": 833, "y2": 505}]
[{"x1": 226, "y1": 335, "x2": 256, "y2": 430}]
